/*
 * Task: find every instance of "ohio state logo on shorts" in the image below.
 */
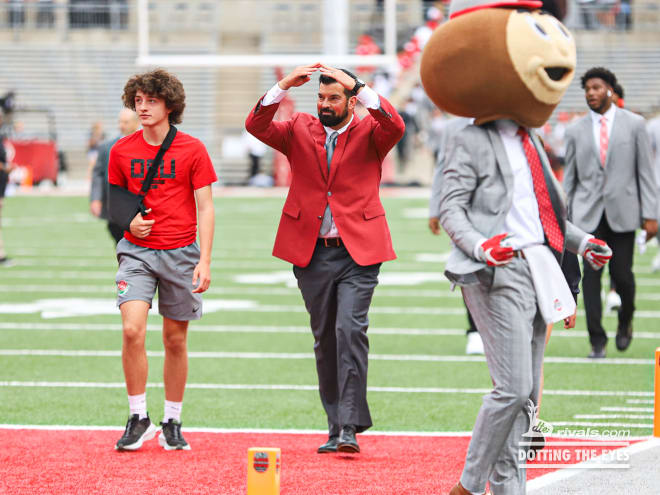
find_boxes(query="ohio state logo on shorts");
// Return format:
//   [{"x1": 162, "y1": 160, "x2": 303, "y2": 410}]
[{"x1": 117, "y1": 280, "x2": 128, "y2": 296}]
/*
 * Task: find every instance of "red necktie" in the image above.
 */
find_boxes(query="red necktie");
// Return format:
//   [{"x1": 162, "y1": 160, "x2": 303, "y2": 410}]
[
  {"x1": 599, "y1": 116, "x2": 608, "y2": 167},
  {"x1": 517, "y1": 127, "x2": 565, "y2": 253}
]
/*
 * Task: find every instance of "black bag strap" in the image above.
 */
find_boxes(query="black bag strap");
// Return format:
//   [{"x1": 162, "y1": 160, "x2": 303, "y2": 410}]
[{"x1": 139, "y1": 125, "x2": 177, "y2": 196}]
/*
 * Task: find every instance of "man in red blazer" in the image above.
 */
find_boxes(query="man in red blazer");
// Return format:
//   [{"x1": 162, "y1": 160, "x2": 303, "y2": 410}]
[{"x1": 246, "y1": 63, "x2": 404, "y2": 454}]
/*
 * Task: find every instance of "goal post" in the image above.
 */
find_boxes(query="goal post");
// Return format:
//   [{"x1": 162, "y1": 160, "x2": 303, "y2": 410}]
[{"x1": 135, "y1": 0, "x2": 399, "y2": 68}]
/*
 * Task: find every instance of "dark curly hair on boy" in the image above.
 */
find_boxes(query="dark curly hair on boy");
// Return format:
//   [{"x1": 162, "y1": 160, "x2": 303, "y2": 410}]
[{"x1": 122, "y1": 68, "x2": 185, "y2": 124}]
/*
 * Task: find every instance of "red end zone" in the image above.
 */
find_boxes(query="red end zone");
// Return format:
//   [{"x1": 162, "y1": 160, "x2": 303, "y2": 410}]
[{"x1": 0, "y1": 429, "x2": 636, "y2": 494}]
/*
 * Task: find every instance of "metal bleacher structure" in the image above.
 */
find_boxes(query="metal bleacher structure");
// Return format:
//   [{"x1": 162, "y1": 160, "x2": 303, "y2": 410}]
[{"x1": 1, "y1": 0, "x2": 660, "y2": 185}]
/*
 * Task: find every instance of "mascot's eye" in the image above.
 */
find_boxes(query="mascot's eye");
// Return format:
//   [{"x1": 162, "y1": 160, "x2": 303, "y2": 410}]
[
  {"x1": 552, "y1": 19, "x2": 571, "y2": 39},
  {"x1": 525, "y1": 16, "x2": 550, "y2": 40}
]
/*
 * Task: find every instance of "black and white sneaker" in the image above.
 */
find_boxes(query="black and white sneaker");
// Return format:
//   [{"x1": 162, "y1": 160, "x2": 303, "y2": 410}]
[
  {"x1": 115, "y1": 413, "x2": 159, "y2": 451},
  {"x1": 159, "y1": 419, "x2": 191, "y2": 451}
]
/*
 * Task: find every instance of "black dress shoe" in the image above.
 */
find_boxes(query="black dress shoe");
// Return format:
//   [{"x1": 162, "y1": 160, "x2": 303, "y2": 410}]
[
  {"x1": 317, "y1": 435, "x2": 339, "y2": 453},
  {"x1": 588, "y1": 346, "x2": 606, "y2": 359},
  {"x1": 337, "y1": 425, "x2": 359, "y2": 453},
  {"x1": 615, "y1": 323, "x2": 632, "y2": 351}
]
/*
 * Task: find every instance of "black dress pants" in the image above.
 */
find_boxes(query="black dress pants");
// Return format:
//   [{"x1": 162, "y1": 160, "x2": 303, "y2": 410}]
[
  {"x1": 293, "y1": 241, "x2": 380, "y2": 435},
  {"x1": 582, "y1": 214, "x2": 635, "y2": 349}
]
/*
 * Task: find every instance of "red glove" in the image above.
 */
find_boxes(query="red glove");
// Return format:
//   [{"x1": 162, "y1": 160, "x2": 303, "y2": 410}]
[
  {"x1": 478, "y1": 233, "x2": 514, "y2": 266},
  {"x1": 582, "y1": 237, "x2": 612, "y2": 270}
]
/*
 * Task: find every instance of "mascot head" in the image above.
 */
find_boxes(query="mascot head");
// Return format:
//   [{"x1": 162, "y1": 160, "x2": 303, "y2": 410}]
[{"x1": 420, "y1": 0, "x2": 576, "y2": 128}]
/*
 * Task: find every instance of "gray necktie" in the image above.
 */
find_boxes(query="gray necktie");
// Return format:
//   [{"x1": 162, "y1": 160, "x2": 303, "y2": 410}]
[{"x1": 319, "y1": 132, "x2": 338, "y2": 236}]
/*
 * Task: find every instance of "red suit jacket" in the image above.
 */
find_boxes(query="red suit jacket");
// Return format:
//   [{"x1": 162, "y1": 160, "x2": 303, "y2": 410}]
[{"x1": 245, "y1": 93, "x2": 405, "y2": 267}]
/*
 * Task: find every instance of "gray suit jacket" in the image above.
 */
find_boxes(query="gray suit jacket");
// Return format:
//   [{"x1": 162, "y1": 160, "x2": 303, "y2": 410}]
[
  {"x1": 90, "y1": 136, "x2": 120, "y2": 220},
  {"x1": 439, "y1": 122, "x2": 588, "y2": 286},
  {"x1": 563, "y1": 108, "x2": 657, "y2": 233},
  {"x1": 429, "y1": 117, "x2": 472, "y2": 218}
]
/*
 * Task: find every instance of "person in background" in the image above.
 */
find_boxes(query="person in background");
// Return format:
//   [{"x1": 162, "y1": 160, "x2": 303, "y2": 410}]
[
  {"x1": 564, "y1": 67, "x2": 658, "y2": 358},
  {"x1": 647, "y1": 111, "x2": 660, "y2": 272},
  {"x1": 87, "y1": 120, "x2": 106, "y2": 179},
  {"x1": 0, "y1": 138, "x2": 12, "y2": 266},
  {"x1": 90, "y1": 108, "x2": 140, "y2": 244}
]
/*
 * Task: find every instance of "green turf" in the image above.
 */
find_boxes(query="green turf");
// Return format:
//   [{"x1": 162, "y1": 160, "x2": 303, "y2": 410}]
[{"x1": 0, "y1": 195, "x2": 658, "y2": 437}]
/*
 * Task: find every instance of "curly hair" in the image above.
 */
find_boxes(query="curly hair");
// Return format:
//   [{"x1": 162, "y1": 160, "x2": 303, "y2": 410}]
[
  {"x1": 122, "y1": 68, "x2": 185, "y2": 124},
  {"x1": 580, "y1": 67, "x2": 617, "y2": 90}
]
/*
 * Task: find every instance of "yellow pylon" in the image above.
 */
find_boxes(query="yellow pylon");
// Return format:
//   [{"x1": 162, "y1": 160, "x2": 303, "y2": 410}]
[{"x1": 247, "y1": 447, "x2": 280, "y2": 495}]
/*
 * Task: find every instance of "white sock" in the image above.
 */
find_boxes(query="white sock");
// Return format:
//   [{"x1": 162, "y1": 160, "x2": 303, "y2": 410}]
[
  {"x1": 164, "y1": 400, "x2": 182, "y2": 422},
  {"x1": 128, "y1": 393, "x2": 147, "y2": 419}
]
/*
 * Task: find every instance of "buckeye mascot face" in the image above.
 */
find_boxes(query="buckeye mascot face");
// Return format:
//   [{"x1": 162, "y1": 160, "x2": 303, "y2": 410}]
[{"x1": 420, "y1": 0, "x2": 576, "y2": 128}]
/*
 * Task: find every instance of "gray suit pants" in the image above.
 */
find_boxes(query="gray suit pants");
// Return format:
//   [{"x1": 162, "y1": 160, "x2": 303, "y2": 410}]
[
  {"x1": 293, "y1": 242, "x2": 380, "y2": 435},
  {"x1": 459, "y1": 257, "x2": 547, "y2": 495}
]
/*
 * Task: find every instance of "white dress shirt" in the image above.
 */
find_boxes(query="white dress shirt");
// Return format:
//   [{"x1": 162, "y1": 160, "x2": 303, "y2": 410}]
[
  {"x1": 590, "y1": 103, "x2": 616, "y2": 155},
  {"x1": 497, "y1": 120, "x2": 545, "y2": 251},
  {"x1": 261, "y1": 82, "x2": 381, "y2": 238},
  {"x1": 319, "y1": 117, "x2": 353, "y2": 237}
]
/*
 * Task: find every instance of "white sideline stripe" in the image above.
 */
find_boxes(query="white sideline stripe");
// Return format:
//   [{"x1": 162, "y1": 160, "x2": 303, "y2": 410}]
[
  {"x1": 527, "y1": 437, "x2": 660, "y2": 492},
  {"x1": 0, "y1": 424, "x2": 651, "y2": 442},
  {"x1": 0, "y1": 424, "x2": 473, "y2": 437},
  {"x1": 0, "y1": 381, "x2": 653, "y2": 397},
  {"x1": 573, "y1": 414, "x2": 654, "y2": 420},
  {"x1": 2, "y1": 322, "x2": 660, "y2": 340},
  {"x1": 0, "y1": 349, "x2": 654, "y2": 366},
  {"x1": 626, "y1": 399, "x2": 654, "y2": 405},
  {"x1": 551, "y1": 421, "x2": 653, "y2": 428},
  {"x1": 600, "y1": 407, "x2": 654, "y2": 413}
]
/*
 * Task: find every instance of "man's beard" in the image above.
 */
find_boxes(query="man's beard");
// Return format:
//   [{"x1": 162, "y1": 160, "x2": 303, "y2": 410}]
[{"x1": 318, "y1": 107, "x2": 348, "y2": 127}]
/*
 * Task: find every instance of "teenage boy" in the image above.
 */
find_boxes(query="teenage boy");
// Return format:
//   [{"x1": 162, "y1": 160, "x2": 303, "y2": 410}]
[{"x1": 109, "y1": 68, "x2": 216, "y2": 451}]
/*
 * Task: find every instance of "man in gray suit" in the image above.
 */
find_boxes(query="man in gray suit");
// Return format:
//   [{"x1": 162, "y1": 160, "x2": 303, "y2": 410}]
[
  {"x1": 89, "y1": 108, "x2": 140, "y2": 243},
  {"x1": 440, "y1": 119, "x2": 611, "y2": 495},
  {"x1": 646, "y1": 113, "x2": 660, "y2": 272},
  {"x1": 564, "y1": 67, "x2": 658, "y2": 357}
]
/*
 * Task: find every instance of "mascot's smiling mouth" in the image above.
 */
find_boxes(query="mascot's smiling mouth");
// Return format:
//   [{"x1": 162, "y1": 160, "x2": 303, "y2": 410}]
[{"x1": 544, "y1": 67, "x2": 569, "y2": 82}]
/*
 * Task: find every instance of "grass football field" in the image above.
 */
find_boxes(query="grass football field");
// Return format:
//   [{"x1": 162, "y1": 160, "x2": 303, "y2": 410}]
[{"x1": 1, "y1": 193, "x2": 657, "y2": 438}]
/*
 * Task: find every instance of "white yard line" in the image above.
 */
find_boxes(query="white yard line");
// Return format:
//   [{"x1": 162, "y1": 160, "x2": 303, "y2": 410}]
[
  {"x1": 0, "y1": 423, "x2": 473, "y2": 437},
  {"x1": 551, "y1": 421, "x2": 653, "y2": 428},
  {"x1": 0, "y1": 349, "x2": 654, "y2": 366},
  {"x1": 2, "y1": 321, "x2": 659, "y2": 339},
  {"x1": 625, "y1": 399, "x2": 654, "y2": 405},
  {"x1": 4, "y1": 299, "x2": 660, "y2": 317},
  {"x1": 0, "y1": 322, "x2": 467, "y2": 336},
  {"x1": 573, "y1": 414, "x2": 654, "y2": 420},
  {"x1": 0, "y1": 381, "x2": 653, "y2": 398},
  {"x1": 600, "y1": 407, "x2": 654, "y2": 413}
]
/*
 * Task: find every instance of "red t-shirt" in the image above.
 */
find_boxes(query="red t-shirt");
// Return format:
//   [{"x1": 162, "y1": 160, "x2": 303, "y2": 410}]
[{"x1": 108, "y1": 129, "x2": 217, "y2": 250}]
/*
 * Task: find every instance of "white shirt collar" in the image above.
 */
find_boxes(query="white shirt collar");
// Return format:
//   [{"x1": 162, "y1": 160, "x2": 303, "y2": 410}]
[
  {"x1": 495, "y1": 119, "x2": 522, "y2": 137},
  {"x1": 590, "y1": 103, "x2": 616, "y2": 125},
  {"x1": 324, "y1": 114, "x2": 354, "y2": 137}
]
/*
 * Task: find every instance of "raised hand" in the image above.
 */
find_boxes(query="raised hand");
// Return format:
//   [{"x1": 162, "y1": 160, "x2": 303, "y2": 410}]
[
  {"x1": 318, "y1": 64, "x2": 356, "y2": 91},
  {"x1": 279, "y1": 63, "x2": 321, "y2": 90}
]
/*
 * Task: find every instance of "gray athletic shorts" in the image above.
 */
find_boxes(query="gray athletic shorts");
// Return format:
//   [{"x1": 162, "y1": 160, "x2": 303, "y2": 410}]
[{"x1": 115, "y1": 238, "x2": 203, "y2": 321}]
